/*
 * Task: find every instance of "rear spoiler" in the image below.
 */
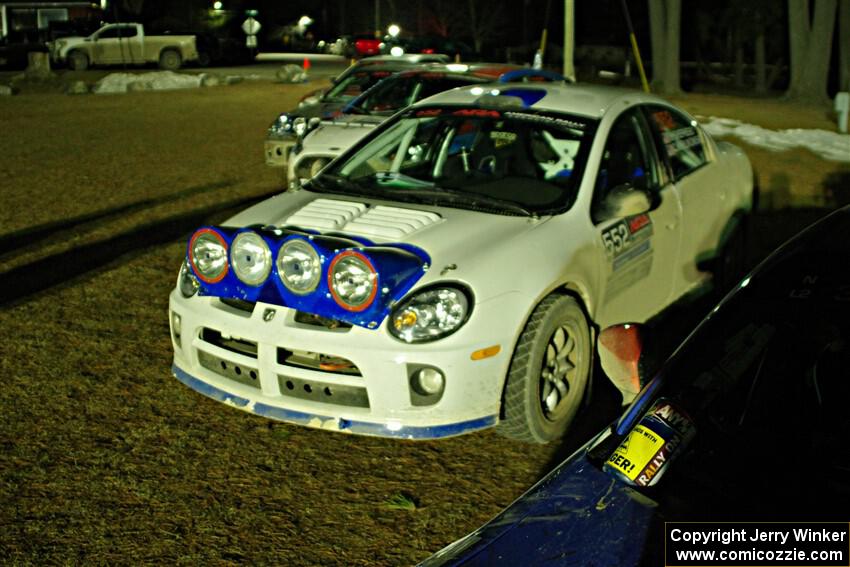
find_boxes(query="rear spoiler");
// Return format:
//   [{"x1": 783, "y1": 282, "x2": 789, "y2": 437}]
[{"x1": 498, "y1": 68, "x2": 570, "y2": 83}]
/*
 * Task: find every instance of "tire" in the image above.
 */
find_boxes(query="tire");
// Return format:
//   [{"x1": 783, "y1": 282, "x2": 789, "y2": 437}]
[
  {"x1": 68, "y1": 50, "x2": 88, "y2": 71},
  {"x1": 497, "y1": 294, "x2": 592, "y2": 443},
  {"x1": 196, "y1": 50, "x2": 212, "y2": 67},
  {"x1": 158, "y1": 49, "x2": 182, "y2": 71}
]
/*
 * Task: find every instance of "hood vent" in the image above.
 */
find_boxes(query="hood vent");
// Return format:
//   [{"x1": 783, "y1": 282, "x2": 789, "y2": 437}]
[{"x1": 284, "y1": 198, "x2": 441, "y2": 240}]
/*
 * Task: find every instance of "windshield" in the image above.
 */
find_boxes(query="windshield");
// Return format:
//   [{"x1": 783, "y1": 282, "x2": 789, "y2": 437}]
[
  {"x1": 312, "y1": 105, "x2": 595, "y2": 215},
  {"x1": 349, "y1": 75, "x2": 485, "y2": 115},
  {"x1": 324, "y1": 70, "x2": 394, "y2": 102}
]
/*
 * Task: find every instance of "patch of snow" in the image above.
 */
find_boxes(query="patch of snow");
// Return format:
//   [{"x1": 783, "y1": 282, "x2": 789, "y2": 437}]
[
  {"x1": 93, "y1": 71, "x2": 203, "y2": 94},
  {"x1": 702, "y1": 117, "x2": 850, "y2": 163}
]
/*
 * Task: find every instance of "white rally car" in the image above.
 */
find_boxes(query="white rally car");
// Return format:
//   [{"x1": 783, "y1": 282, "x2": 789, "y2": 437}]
[{"x1": 169, "y1": 82, "x2": 754, "y2": 443}]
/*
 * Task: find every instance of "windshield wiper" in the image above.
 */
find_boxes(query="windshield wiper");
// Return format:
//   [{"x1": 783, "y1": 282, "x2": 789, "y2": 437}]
[
  {"x1": 344, "y1": 104, "x2": 370, "y2": 115},
  {"x1": 311, "y1": 174, "x2": 532, "y2": 216},
  {"x1": 373, "y1": 172, "x2": 435, "y2": 189},
  {"x1": 401, "y1": 185, "x2": 533, "y2": 216},
  {"x1": 308, "y1": 174, "x2": 392, "y2": 197}
]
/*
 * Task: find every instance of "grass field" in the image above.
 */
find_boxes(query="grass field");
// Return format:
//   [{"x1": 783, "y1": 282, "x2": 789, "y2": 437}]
[{"x1": 1, "y1": 77, "x2": 847, "y2": 565}]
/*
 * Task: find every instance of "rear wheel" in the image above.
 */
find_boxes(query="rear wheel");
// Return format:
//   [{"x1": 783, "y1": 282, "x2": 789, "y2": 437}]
[
  {"x1": 68, "y1": 50, "x2": 88, "y2": 71},
  {"x1": 158, "y1": 49, "x2": 182, "y2": 71},
  {"x1": 497, "y1": 294, "x2": 591, "y2": 443},
  {"x1": 196, "y1": 50, "x2": 212, "y2": 67}
]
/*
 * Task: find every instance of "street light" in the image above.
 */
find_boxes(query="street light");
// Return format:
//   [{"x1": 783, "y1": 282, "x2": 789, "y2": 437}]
[
  {"x1": 213, "y1": 1, "x2": 222, "y2": 10},
  {"x1": 387, "y1": 24, "x2": 400, "y2": 38}
]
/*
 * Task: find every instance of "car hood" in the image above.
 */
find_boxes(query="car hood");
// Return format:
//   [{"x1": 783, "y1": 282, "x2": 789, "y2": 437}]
[
  {"x1": 419, "y1": 440, "x2": 654, "y2": 566},
  {"x1": 301, "y1": 116, "x2": 385, "y2": 153},
  {"x1": 224, "y1": 190, "x2": 550, "y2": 292},
  {"x1": 283, "y1": 101, "x2": 347, "y2": 121}
]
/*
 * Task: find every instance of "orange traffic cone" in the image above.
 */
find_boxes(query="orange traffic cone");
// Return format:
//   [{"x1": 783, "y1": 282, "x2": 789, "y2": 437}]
[{"x1": 303, "y1": 57, "x2": 311, "y2": 71}]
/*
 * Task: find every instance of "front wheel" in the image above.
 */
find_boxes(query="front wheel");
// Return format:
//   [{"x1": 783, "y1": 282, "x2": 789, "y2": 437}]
[
  {"x1": 158, "y1": 49, "x2": 182, "y2": 71},
  {"x1": 497, "y1": 294, "x2": 592, "y2": 443},
  {"x1": 68, "y1": 50, "x2": 88, "y2": 71}
]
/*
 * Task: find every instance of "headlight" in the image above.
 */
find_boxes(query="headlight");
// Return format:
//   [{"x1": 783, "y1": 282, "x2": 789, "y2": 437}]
[
  {"x1": 267, "y1": 114, "x2": 295, "y2": 139},
  {"x1": 178, "y1": 259, "x2": 199, "y2": 298},
  {"x1": 189, "y1": 228, "x2": 228, "y2": 283},
  {"x1": 293, "y1": 116, "x2": 307, "y2": 137},
  {"x1": 230, "y1": 231, "x2": 272, "y2": 286},
  {"x1": 328, "y1": 251, "x2": 377, "y2": 311},
  {"x1": 389, "y1": 286, "x2": 471, "y2": 343},
  {"x1": 277, "y1": 239, "x2": 321, "y2": 294}
]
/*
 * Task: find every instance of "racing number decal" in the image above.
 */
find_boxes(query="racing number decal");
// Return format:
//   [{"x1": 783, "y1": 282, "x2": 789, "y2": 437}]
[
  {"x1": 602, "y1": 222, "x2": 630, "y2": 256},
  {"x1": 602, "y1": 213, "x2": 654, "y2": 300},
  {"x1": 602, "y1": 214, "x2": 653, "y2": 265}
]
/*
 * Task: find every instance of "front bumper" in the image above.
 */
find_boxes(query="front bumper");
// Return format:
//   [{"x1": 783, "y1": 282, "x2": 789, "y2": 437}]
[
  {"x1": 169, "y1": 289, "x2": 520, "y2": 439},
  {"x1": 265, "y1": 139, "x2": 296, "y2": 168}
]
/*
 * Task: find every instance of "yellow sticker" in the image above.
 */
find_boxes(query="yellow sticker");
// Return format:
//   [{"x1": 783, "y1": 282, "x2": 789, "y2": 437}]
[
  {"x1": 605, "y1": 424, "x2": 667, "y2": 481},
  {"x1": 490, "y1": 131, "x2": 516, "y2": 148}
]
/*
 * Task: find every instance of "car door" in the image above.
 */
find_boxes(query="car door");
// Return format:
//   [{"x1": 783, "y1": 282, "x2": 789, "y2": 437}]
[
  {"x1": 643, "y1": 105, "x2": 724, "y2": 296},
  {"x1": 93, "y1": 25, "x2": 139, "y2": 64},
  {"x1": 592, "y1": 106, "x2": 683, "y2": 325}
]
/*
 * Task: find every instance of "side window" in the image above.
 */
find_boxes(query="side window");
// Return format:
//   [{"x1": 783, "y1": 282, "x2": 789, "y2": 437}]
[
  {"x1": 645, "y1": 106, "x2": 707, "y2": 180},
  {"x1": 592, "y1": 108, "x2": 657, "y2": 223},
  {"x1": 97, "y1": 26, "x2": 137, "y2": 39}
]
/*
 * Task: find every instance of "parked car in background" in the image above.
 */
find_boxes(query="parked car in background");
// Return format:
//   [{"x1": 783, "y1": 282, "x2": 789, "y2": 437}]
[
  {"x1": 48, "y1": 22, "x2": 198, "y2": 70},
  {"x1": 420, "y1": 205, "x2": 850, "y2": 565},
  {"x1": 171, "y1": 81, "x2": 754, "y2": 443},
  {"x1": 401, "y1": 35, "x2": 475, "y2": 61},
  {"x1": 288, "y1": 64, "x2": 566, "y2": 181},
  {"x1": 265, "y1": 54, "x2": 450, "y2": 172},
  {"x1": 151, "y1": 29, "x2": 251, "y2": 67},
  {"x1": 0, "y1": 1, "x2": 103, "y2": 69}
]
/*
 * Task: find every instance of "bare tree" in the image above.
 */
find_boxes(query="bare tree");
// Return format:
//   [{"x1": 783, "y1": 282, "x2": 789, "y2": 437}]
[
  {"x1": 722, "y1": 1, "x2": 784, "y2": 93},
  {"x1": 421, "y1": 0, "x2": 464, "y2": 38},
  {"x1": 467, "y1": 0, "x2": 506, "y2": 55},
  {"x1": 648, "y1": 0, "x2": 682, "y2": 95},
  {"x1": 121, "y1": 0, "x2": 144, "y2": 17},
  {"x1": 786, "y1": 0, "x2": 837, "y2": 102}
]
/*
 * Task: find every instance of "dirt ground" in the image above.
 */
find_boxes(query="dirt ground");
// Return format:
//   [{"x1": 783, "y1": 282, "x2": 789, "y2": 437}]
[{"x1": 0, "y1": 76, "x2": 848, "y2": 565}]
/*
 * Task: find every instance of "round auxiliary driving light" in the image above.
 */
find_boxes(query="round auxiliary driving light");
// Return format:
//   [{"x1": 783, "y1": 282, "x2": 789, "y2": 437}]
[
  {"x1": 293, "y1": 116, "x2": 307, "y2": 137},
  {"x1": 328, "y1": 250, "x2": 377, "y2": 311},
  {"x1": 230, "y1": 232, "x2": 272, "y2": 286},
  {"x1": 189, "y1": 228, "x2": 228, "y2": 284},
  {"x1": 277, "y1": 239, "x2": 321, "y2": 294}
]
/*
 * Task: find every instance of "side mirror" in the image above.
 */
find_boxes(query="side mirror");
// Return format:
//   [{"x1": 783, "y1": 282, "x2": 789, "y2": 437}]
[
  {"x1": 287, "y1": 177, "x2": 303, "y2": 192},
  {"x1": 597, "y1": 324, "x2": 652, "y2": 405},
  {"x1": 597, "y1": 183, "x2": 653, "y2": 222}
]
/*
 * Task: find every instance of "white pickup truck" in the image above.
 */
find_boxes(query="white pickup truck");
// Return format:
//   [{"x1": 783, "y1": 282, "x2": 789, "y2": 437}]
[{"x1": 49, "y1": 23, "x2": 198, "y2": 71}]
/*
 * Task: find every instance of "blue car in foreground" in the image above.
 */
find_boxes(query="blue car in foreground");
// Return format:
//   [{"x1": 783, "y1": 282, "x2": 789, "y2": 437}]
[{"x1": 421, "y1": 206, "x2": 850, "y2": 566}]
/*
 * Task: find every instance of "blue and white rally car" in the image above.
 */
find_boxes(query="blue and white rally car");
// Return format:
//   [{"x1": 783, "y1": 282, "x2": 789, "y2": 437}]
[{"x1": 169, "y1": 82, "x2": 754, "y2": 443}]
